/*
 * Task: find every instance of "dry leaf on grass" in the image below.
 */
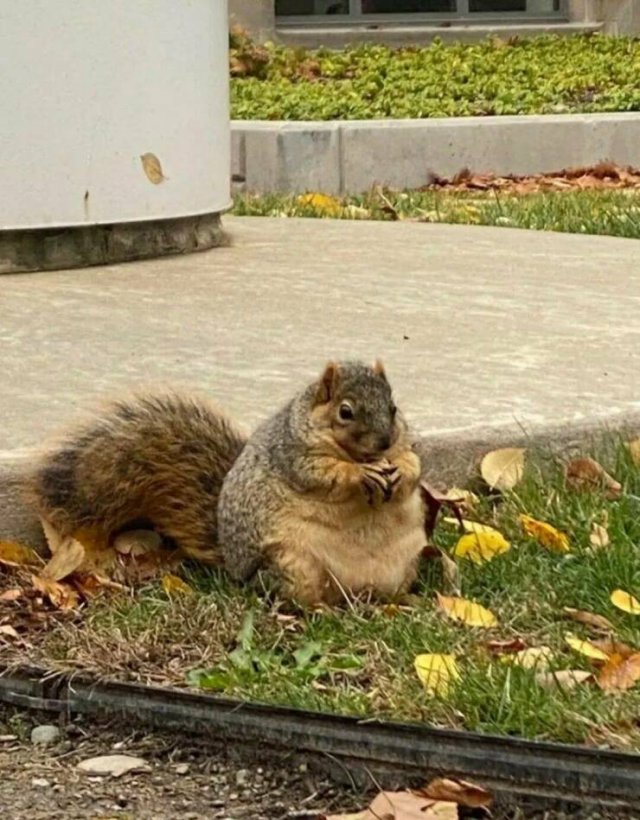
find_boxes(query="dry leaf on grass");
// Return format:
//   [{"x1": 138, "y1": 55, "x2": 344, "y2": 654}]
[
  {"x1": 325, "y1": 790, "x2": 458, "y2": 820},
  {"x1": 445, "y1": 488, "x2": 479, "y2": 512},
  {"x1": 597, "y1": 653, "x2": 640, "y2": 693},
  {"x1": 161, "y1": 574, "x2": 193, "y2": 596},
  {"x1": 436, "y1": 593, "x2": 497, "y2": 628},
  {"x1": 562, "y1": 607, "x2": 614, "y2": 633},
  {"x1": 485, "y1": 637, "x2": 527, "y2": 655},
  {"x1": 519, "y1": 515, "x2": 570, "y2": 553},
  {"x1": 590, "y1": 638, "x2": 636, "y2": 659},
  {"x1": 0, "y1": 540, "x2": 41, "y2": 567},
  {"x1": 627, "y1": 439, "x2": 640, "y2": 466},
  {"x1": 419, "y1": 777, "x2": 492, "y2": 808},
  {"x1": 31, "y1": 575, "x2": 80, "y2": 611},
  {"x1": 440, "y1": 550, "x2": 461, "y2": 596},
  {"x1": 535, "y1": 670, "x2": 593, "y2": 692},
  {"x1": 480, "y1": 448, "x2": 525, "y2": 491},
  {"x1": 503, "y1": 646, "x2": 554, "y2": 670},
  {"x1": 444, "y1": 518, "x2": 495, "y2": 534},
  {"x1": 0, "y1": 624, "x2": 20, "y2": 641},
  {"x1": 414, "y1": 653, "x2": 460, "y2": 696},
  {"x1": 610, "y1": 589, "x2": 640, "y2": 615},
  {"x1": 41, "y1": 537, "x2": 85, "y2": 581},
  {"x1": 0, "y1": 588, "x2": 23, "y2": 603},
  {"x1": 453, "y1": 529, "x2": 510, "y2": 564},
  {"x1": 589, "y1": 522, "x2": 610, "y2": 550},
  {"x1": 565, "y1": 634, "x2": 611, "y2": 662},
  {"x1": 565, "y1": 458, "x2": 621, "y2": 499}
]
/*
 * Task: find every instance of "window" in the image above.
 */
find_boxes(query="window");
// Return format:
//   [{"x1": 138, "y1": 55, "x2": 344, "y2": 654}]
[{"x1": 275, "y1": 0, "x2": 562, "y2": 18}]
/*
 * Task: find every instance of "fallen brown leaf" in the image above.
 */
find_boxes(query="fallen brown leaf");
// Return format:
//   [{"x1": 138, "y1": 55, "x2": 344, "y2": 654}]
[
  {"x1": 0, "y1": 624, "x2": 20, "y2": 641},
  {"x1": 590, "y1": 638, "x2": 636, "y2": 659},
  {"x1": 485, "y1": 637, "x2": 527, "y2": 655},
  {"x1": 324, "y1": 790, "x2": 458, "y2": 820},
  {"x1": 421, "y1": 482, "x2": 463, "y2": 538},
  {"x1": 598, "y1": 653, "x2": 640, "y2": 693},
  {"x1": 419, "y1": 776, "x2": 492, "y2": 808},
  {"x1": 565, "y1": 457, "x2": 621, "y2": 499},
  {"x1": 562, "y1": 607, "x2": 614, "y2": 633},
  {"x1": 31, "y1": 575, "x2": 80, "y2": 611}
]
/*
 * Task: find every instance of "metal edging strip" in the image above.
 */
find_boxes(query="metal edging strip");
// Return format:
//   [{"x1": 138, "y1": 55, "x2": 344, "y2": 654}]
[{"x1": 0, "y1": 666, "x2": 638, "y2": 807}]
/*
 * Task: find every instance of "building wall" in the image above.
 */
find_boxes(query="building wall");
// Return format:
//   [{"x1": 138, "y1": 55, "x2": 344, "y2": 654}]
[{"x1": 229, "y1": 0, "x2": 640, "y2": 40}]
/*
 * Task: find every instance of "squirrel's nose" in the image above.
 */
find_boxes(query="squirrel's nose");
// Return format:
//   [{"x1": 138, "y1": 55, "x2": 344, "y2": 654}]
[{"x1": 379, "y1": 434, "x2": 391, "y2": 451}]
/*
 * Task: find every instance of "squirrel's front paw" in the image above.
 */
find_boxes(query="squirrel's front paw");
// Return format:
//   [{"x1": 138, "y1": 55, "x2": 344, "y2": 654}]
[{"x1": 361, "y1": 461, "x2": 401, "y2": 506}]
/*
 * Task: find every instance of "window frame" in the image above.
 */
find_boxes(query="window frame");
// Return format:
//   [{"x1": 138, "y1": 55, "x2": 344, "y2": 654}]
[{"x1": 276, "y1": 0, "x2": 567, "y2": 25}]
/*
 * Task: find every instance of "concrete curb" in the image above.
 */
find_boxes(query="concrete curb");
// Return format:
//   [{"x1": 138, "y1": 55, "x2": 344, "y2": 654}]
[
  {"x1": 4, "y1": 411, "x2": 640, "y2": 551},
  {"x1": 231, "y1": 113, "x2": 640, "y2": 195}
]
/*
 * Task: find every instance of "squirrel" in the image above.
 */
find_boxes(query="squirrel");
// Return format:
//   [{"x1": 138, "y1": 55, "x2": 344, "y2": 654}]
[{"x1": 26, "y1": 360, "x2": 427, "y2": 606}]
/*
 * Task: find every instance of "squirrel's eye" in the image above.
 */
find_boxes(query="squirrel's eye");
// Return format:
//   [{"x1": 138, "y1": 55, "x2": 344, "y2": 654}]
[
  {"x1": 390, "y1": 404, "x2": 397, "y2": 418},
  {"x1": 339, "y1": 402, "x2": 354, "y2": 421}
]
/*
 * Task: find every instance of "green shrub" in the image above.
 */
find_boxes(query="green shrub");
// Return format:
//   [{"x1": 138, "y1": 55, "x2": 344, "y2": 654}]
[{"x1": 230, "y1": 34, "x2": 640, "y2": 120}]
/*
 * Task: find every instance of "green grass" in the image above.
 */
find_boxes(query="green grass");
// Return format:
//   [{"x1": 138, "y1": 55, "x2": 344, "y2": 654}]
[
  {"x1": 31, "y1": 440, "x2": 640, "y2": 749},
  {"x1": 232, "y1": 189, "x2": 640, "y2": 241},
  {"x1": 230, "y1": 34, "x2": 640, "y2": 121}
]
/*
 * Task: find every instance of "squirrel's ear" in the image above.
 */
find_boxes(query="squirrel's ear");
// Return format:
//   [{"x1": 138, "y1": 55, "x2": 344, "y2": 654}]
[
  {"x1": 316, "y1": 361, "x2": 340, "y2": 403},
  {"x1": 371, "y1": 359, "x2": 388, "y2": 381}
]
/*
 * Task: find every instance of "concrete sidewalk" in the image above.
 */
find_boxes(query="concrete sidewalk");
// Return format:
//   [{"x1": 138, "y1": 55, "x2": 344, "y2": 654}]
[{"x1": 2, "y1": 216, "x2": 640, "y2": 541}]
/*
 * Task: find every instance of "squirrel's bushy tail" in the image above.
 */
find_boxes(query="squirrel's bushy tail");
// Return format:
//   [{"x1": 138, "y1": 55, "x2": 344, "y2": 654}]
[{"x1": 25, "y1": 393, "x2": 247, "y2": 564}]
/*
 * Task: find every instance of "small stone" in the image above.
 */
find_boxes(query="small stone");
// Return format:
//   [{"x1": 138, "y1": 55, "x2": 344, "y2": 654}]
[
  {"x1": 116, "y1": 795, "x2": 128, "y2": 808},
  {"x1": 31, "y1": 725, "x2": 61, "y2": 746},
  {"x1": 235, "y1": 768, "x2": 250, "y2": 786},
  {"x1": 31, "y1": 777, "x2": 50, "y2": 788},
  {"x1": 175, "y1": 763, "x2": 190, "y2": 775}
]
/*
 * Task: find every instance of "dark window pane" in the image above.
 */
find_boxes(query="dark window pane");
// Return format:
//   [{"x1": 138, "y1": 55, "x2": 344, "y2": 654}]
[
  {"x1": 363, "y1": 1, "x2": 456, "y2": 10},
  {"x1": 469, "y1": 0, "x2": 526, "y2": 10},
  {"x1": 276, "y1": 1, "x2": 349, "y2": 14}
]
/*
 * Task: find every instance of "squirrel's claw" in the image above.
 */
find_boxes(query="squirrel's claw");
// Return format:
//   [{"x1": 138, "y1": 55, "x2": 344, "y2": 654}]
[{"x1": 362, "y1": 462, "x2": 401, "y2": 506}]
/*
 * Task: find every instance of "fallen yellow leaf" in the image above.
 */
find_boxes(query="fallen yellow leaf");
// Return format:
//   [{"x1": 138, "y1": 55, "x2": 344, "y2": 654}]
[
  {"x1": 0, "y1": 540, "x2": 41, "y2": 567},
  {"x1": 480, "y1": 448, "x2": 525, "y2": 491},
  {"x1": 444, "y1": 518, "x2": 496, "y2": 534},
  {"x1": 628, "y1": 439, "x2": 640, "y2": 466},
  {"x1": 519, "y1": 514, "x2": 570, "y2": 552},
  {"x1": 610, "y1": 589, "x2": 640, "y2": 615},
  {"x1": 503, "y1": 646, "x2": 554, "y2": 670},
  {"x1": 589, "y1": 522, "x2": 610, "y2": 550},
  {"x1": 445, "y1": 488, "x2": 479, "y2": 509},
  {"x1": 161, "y1": 574, "x2": 193, "y2": 596},
  {"x1": 436, "y1": 593, "x2": 497, "y2": 628},
  {"x1": 565, "y1": 634, "x2": 611, "y2": 662},
  {"x1": 414, "y1": 653, "x2": 460, "y2": 696},
  {"x1": 297, "y1": 192, "x2": 342, "y2": 216},
  {"x1": 453, "y1": 530, "x2": 510, "y2": 565}
]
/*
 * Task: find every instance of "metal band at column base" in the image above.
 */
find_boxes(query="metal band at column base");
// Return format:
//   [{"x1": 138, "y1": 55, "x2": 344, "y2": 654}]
[{"x1": 0, "y1": 212, "x2": 229, "y2": 274}]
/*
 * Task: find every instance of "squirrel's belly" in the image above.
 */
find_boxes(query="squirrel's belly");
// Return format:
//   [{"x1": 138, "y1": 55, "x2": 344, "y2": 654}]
[{"x1": 279, "y1": 489, "x2": 426, "y2": 595}]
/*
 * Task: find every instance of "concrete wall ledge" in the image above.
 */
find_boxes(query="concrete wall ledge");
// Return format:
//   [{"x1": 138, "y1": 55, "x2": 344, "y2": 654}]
[{"x1": 232, "y1": 112, "x2": 640, "y2": 195}]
